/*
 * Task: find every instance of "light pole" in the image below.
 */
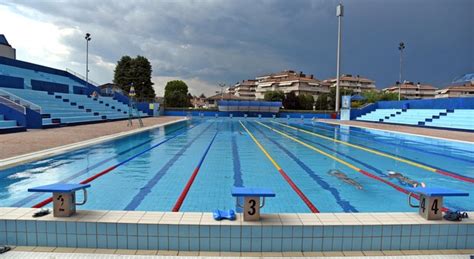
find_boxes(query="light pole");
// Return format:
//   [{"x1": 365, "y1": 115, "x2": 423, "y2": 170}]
[
  {"x1": 85, "y1": 33, "x2": 91, "y2": 87},
  {"x1": 335, "y1": 4, "x2": 343, "y2": 113},
  {"x1": 398, "y1": 42, "x2": 405, "y2": 101},
  {"x1": 218, "y1": 83, "x2": 226, "y2": 100}
]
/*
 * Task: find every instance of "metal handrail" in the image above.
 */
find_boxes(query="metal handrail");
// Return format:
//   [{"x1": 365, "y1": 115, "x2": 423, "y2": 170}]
[
  {"x1": 0, "y1": 89, "x2": 42, "y2": 113},
  {"x1": 66, "y1": 68, "x2": 99, "y2": 86},
  {"x1": 0, "y1": 95, "x2": 26, "y2": 114}
]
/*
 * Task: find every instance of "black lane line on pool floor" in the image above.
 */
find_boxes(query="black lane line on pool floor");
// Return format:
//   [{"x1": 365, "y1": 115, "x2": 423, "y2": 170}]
[
  {"x1": 12, "y1": 121, "x2": 200, "y2": 208},
  {"x1": 124, "y1": 122, "x2": 216, "y2": 211},
  {"x1": 301, "y1": 121, "x2": 474, "y2": 163},
  {"x1": 230, "y1": 122, "x2": 244, "y2": 213},
  {"x1": 276, "y1": 121, "x2": 474, "y2": 184},
  {"x1": 249, "y1": 122, "x2": 358, "y2": 212}
]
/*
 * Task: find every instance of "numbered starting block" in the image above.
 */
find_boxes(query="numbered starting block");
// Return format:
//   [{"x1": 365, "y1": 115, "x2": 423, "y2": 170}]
[
  {"x1": 28, "y1": 183, "x2": 91, "y2": 217},
  {"x1": 232, "y1": 187, "x2": 275, "y2": 221},
  {"x1": 406, "y1": 187, "x2": 469, "y2": 220}
]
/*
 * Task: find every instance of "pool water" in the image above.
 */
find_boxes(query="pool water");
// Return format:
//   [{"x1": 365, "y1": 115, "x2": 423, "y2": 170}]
[{"x1": 1, "y1": 118, "x2": 473, "y2": 213}]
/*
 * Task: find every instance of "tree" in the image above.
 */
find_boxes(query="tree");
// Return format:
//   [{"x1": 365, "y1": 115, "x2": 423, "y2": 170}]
[
  {"x1": 199, "y1": 93, "x2": 206, "y2": 98},
  {"x1": 164, "y1": 80, "x2": 191, "y2": 107},
  {"x1": 315, "y1": 93, "x2": 329, "y2": 110},
  {"x1": 282, "y1": 92, "x2": 298, "y2": 109},
  {"x1": 297, "y1": 94, "x2": 314, "y2": 110},
  {"x1": 264, "y1": 90, "x2": 285, "y2": 101},
  {"x1": 113, "y1": 55, "x2": 155, "y2": 101}
]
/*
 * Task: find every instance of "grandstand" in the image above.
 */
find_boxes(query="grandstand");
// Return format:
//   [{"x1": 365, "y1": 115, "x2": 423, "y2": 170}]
[
  {"x1": 355, "y1": 98, "x2": 474, "y2": 131},
  {"x1": 0, "y1": 56, "x2": 148, "y2": 133}
]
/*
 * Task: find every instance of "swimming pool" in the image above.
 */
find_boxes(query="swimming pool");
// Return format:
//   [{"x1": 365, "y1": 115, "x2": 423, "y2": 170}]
[{"x1": 1, "y1": 118, "x2": 473, "y2": 213}]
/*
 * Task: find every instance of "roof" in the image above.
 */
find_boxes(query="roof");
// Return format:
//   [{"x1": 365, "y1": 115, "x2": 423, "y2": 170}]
[
  {"x1": 324, "y1": 74, "x2": 375, "y2": 84},
  {"x1": 0, "y1": 34, "x2": 11, "y2": 47},
  {"x1": 436, "y1": 84, "x2": 474, "y2": 94},
  {"x1": 384, "y1": 82, "x2": 437, "y2": 91},
  {"x1": 206, "y1": 93, "x2": 247, "y2": 101}
]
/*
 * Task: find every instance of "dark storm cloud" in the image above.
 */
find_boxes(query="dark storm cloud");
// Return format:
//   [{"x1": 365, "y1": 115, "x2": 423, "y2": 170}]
[{"x1": 4, "y1": 0, "x2": 473, "y2": 89}]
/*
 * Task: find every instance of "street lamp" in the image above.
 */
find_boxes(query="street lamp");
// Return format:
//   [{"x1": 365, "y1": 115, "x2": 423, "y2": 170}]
[
  {"x1": 398, "y1": 42, "x2": 405, "y2": 101},
  {"x1": 85, "y1": 33, "x2": 91, "y2": 87},
  {"x1": 218, "y1": 83, "x2": 226, "y2": 100},
  {"x1": 335, "y1": 4, "x2": 343, "y2": 113}
]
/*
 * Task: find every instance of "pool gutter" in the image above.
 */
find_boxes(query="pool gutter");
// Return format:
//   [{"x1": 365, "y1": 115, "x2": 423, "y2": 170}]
[{"x1": 0, "y1": 118, "x2": 189, "y2": 170}]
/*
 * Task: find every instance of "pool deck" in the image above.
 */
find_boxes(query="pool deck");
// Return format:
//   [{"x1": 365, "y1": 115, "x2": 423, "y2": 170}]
[
  {"x1": 1, "y1": 207, "x2": 473, "y2": 255},
  {"x1": 0, "y1": 116, "x2": 186, "y2": 169},
  {"x1": 317, "y1": 119, "x2": 474, "y2": 143}
]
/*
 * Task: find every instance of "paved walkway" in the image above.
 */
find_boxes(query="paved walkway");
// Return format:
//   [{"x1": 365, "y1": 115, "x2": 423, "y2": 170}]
[
  {"x1": 318, "y1": 119, "x2": 474, "y2": 143},
  {"x1": 2, "y1": 249, "x2": 472, "y2": 258},
  {"x1": 0, "y1": 117, "x2": 184, "y2": 160}
]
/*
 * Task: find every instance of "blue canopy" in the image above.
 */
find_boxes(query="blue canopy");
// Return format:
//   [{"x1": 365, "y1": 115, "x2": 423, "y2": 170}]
[{"x1": 351, "y1": 94, "x2": 366, "y2": 101}]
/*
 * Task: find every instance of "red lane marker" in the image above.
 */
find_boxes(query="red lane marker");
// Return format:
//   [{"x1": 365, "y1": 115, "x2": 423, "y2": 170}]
[
  {"x1": 278, "y1": 169, "x2": 319, "y2": 213},
  {"x1": 358, "y1": 169, "x2": 448, "y2": 212},
  {"x1": 31, "y1": 165, "x2": 119, "y2": 208},
  {"x1": 435, "y1": 169, "x2": 474, "y2": 184},
  {"x1": 172, "y1": 167, "x2": 200, "y2": 212},
  {"x1": 172, "y1": 131, "x2": 218, "y2": 212}
]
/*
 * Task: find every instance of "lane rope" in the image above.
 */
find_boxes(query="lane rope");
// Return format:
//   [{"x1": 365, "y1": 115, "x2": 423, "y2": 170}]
[
  {"x1": 240, "y1": 121, "x2": 319, "y2": 213},
  {"x1": 274, "y1": 121, "x2": 474, "y2": 184},
  {"x1": 256, "y1": 121, "x2": 449, "y2": 212},
  {"x1": 31, "y1": 122, "x2": 203, "y2": 208}
]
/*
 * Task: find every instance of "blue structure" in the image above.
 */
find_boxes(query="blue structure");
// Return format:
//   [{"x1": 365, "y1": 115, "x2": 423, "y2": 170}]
[
  {"x1": 352, "y1": 97, "x2": 474, "y2": 131},
  {"x1": 0, "y1": 56, "x2": 149, "y2": 132},
  {"x1": 217, "y1": 100, "x2": 282, "y2": 113}
]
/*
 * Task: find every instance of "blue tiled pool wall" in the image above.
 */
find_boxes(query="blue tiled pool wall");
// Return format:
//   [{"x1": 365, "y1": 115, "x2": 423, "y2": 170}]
[{"x1": 1, "y1": 220, "x2": 473, "y2": 252}]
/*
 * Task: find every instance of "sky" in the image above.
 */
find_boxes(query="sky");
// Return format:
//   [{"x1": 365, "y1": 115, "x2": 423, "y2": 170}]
[{"x1": 0, "y1": 0, "x2": 472, "y2": 96}]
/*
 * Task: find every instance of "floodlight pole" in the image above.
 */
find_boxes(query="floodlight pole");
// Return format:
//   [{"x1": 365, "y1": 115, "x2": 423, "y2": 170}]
[
  {"x1": 335, "y1": 4, "x2": 343, "y2": 113},
  {"x1": 219, "y1": 83, "x2": 226, "y2": 100},
  {"x1": 398, "y1": 42, "x2": 405, "y2": 101},
  {"x1": 85, "y1": 33, "x2": 91, "y2": 87}
]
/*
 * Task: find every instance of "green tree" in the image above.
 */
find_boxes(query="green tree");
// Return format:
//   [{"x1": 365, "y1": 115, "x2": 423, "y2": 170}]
[
  {"x1": 315, "y1": 93, "x2": 329, "y2": 110},
  {"x1": 113, "y1": 55, "x2": 155, "y2": 101},
  {"x1": 264, "y1": 90, "x2": 285, "y2": 101},
  {"x1": 297, "y1": 94, "x2": 314, "y2": 110},
  {"x1": 282, "y1": 92, "x2": 298, "y2": 109},
  {"x1": 164, "y1": 80, "x2": 191, "y2": 107}
]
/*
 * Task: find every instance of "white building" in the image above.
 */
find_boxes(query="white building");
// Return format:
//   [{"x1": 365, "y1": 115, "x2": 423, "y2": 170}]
[
  {"x1": 383, "y1": 81, "x2": 437, "y2": 99},
  {"x1": 254, "y1": 70, "x2": 329, "y2": 100},
  {"x1": 323, "y1": 74, "x2": 376, "y2": 93},
  {"x1": 228, "y1": 79, "x2": 257, "y2": 100},
  {"x1": 436, "y1": 84, "x2": 474, "y2": 98}
]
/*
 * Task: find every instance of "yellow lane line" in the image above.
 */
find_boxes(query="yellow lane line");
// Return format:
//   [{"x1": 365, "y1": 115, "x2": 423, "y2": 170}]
[
  {"x1": 274, "y1": 121, "x2": 437, "y2": 172},
  {"x1": 256, "y1": 121, "x2": 362, "y2": 172}
]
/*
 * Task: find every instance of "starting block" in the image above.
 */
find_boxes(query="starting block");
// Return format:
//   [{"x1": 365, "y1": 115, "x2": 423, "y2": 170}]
[
  {"x1": 406, "y1": 187, "x2": 469, "y2": 220},
  {"x1": 232, "y1": 187, "x2": 275, "y2": 221},
  {"x1": 28, "y1": 183, "x2": 91, "y2": 217}
]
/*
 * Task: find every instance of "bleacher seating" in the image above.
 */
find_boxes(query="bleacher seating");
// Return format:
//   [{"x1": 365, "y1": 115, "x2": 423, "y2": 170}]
[
  {"x1": 0, "y1": 114, "x2": 24, "y2": 133},
  {"x1": 356, "y1": 108, "x2": 474, "y2": 131},
  {"x1": 424, "y1": 110, "x2": 474, "y2": 130},
  {"x1": 0, "y1": 88, "x2": 147, "y2": 127},
  {"x1": 356, "y1": 109, "x2": 402, "y2": 122},
  {"x1": 384, "y1": 109, "x2": 448, "y2": 125}
]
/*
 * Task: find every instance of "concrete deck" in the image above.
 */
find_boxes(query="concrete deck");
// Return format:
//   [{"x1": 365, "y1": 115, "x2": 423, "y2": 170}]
[
  {"x1": 317, "y1": 119, "x2": 474, "y2": 143},
  {"x1": 0, "y1": 117, "x2": 184, "y2": 160}
]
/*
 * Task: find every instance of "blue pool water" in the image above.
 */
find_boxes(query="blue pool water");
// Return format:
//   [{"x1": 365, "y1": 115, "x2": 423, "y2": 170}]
[{"x1": 1, "y1": 118, "x2": 473, "y2": 213}]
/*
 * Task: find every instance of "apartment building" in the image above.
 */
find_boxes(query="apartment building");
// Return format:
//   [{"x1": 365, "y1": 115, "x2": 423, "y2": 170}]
[
  {"x1": 436, "y1": 83, "x2": 474, "y2": 98},
  {"x1": 322, "y1": 74, "x2": 376, "y2": 93},
  {"x1": 254, "y1": 70, "x2": 329, "y2": 100},
  {"x1": 228, "y1": 79, "x2": 257, "y2": 100},
  {"x1": 383, "y1": 81, "x2": 436, "y2": 99}
]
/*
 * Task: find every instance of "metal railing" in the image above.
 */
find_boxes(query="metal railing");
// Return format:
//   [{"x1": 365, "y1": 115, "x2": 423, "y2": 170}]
[
  {"x1": 0, "y1": 95, "x2": 26, "y2": 114},
  {"x1": 0, "y1": 89, "x2": 42, "y2": 113},
  {"x1": 66, "y1": 68, "x2": 99, "y2": 86}
]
